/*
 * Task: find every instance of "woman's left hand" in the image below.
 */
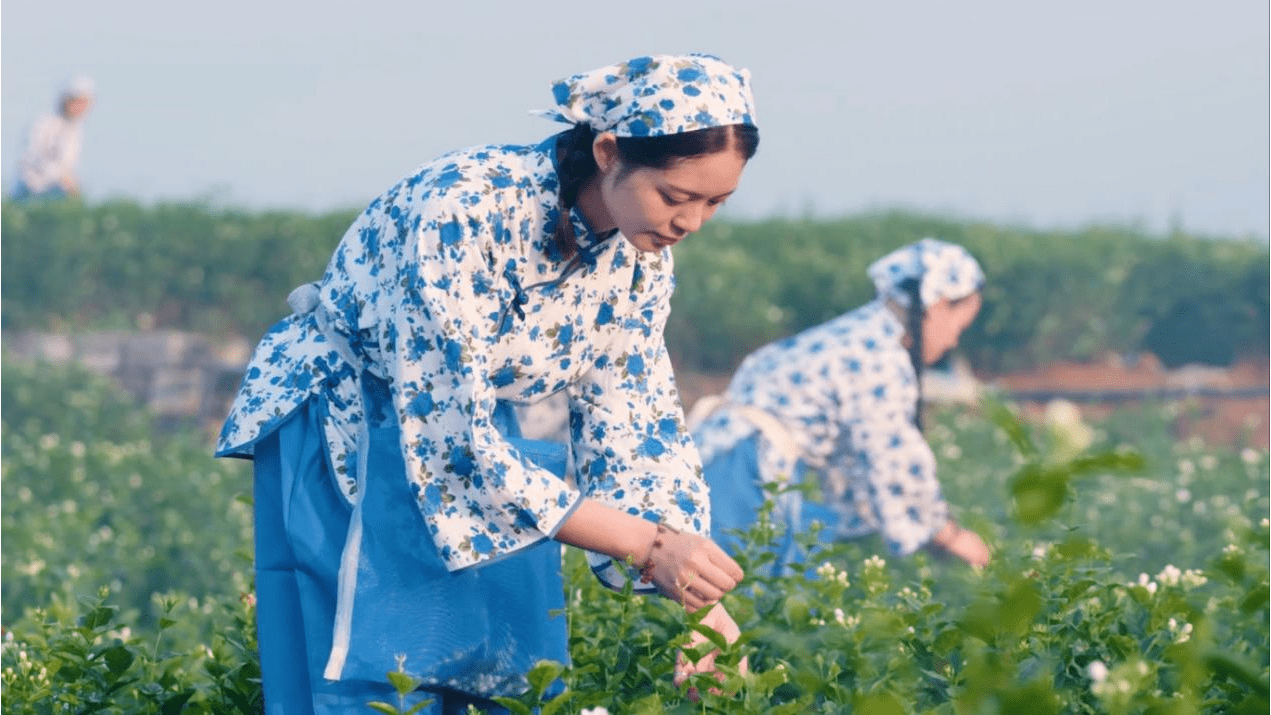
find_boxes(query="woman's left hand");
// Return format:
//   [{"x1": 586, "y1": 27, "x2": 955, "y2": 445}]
[{"x1": 673, "y1": 602, "x2": 749, "y2": 700}]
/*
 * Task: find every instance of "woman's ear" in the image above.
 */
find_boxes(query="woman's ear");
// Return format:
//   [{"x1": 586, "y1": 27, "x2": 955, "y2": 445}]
[{"x1": 592, "y1": 132, "x2": 620, "y2": 175}]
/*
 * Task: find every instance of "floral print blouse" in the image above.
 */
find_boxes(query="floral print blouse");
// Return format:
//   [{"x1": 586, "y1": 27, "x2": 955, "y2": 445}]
[
  {"x1": 693, "y1": 300, "x2": 949, "y2": 556},
  {"x1": 217, "y1": 134, "x2": 709, "y2": 578}
]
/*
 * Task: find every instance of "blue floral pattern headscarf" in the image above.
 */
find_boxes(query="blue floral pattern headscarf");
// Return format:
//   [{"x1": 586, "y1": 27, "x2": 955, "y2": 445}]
[
  {"x1": 867, "y1": 238, "x2": 985, "y2": 308},
  {"x1": 533, "y1": 53, "x2": 757, "y2": 136}
]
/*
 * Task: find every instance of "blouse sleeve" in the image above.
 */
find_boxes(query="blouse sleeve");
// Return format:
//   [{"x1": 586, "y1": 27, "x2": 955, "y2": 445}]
[
  {"x1": 384, "y1": 202, "x2": 582, "y2": 571},
  {"x1": 845, "y1": 406, "x2": 950, "y2": 556},
  {"x1": 567, "y1": 256, "x2": 710, "y2": 591}
]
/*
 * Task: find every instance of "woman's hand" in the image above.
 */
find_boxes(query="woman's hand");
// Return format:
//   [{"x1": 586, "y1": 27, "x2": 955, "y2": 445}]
[
  {"x1": 674, "y1": 602, "x2": 749, "y2": 700},
  {"x1": 644, "y1": 527, "x2": 744, "y2": 611},
  {"x1": 552, "y1": 500, "x2": 744, "y2": 609},
  {"x1": 929, "y1": 521, "x2": 990, "y2": 569}
]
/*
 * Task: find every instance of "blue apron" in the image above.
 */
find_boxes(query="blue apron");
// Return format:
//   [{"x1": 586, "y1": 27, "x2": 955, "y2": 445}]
[
  {"x1": 253, "y1": 390, "x2": 568, "y2": 715},
  {"x1": 702, "y1": 434, "x2": 840, "y2": 577}
]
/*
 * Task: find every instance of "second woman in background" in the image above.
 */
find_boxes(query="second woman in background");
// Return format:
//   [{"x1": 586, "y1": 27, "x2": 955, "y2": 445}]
[{"x1": 690, "y1": 238, "x2": 992, "y2": 574}]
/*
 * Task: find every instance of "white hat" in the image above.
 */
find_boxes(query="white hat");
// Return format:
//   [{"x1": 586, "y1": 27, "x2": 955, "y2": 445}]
[{"x1": 63, "y1": 74, "x2": 95, "y2": 99}]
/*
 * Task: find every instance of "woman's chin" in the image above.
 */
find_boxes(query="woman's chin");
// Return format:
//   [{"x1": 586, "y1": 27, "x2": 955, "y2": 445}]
[{"x1": 625, "y1": 234, "x2": 668, "y2": 253}]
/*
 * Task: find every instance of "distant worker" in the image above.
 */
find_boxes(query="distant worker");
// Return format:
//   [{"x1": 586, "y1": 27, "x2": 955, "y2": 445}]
[
  {"x1": 13, "y1": 75, "x2": 95, "y2": 201},
  {"x1": 689, "y1": 238, "x2": 992, "y2": 573}
]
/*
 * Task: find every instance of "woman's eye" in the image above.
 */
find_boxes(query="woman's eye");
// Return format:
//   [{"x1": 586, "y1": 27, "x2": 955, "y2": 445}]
[{"x1": 660, "y1": 191, "x2": 684, "y2": 206}]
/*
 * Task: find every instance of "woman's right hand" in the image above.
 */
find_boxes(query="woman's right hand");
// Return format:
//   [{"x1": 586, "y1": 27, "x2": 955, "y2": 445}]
[
  {"x1": 551, "y1": 500, "x2": 744, "y2": 608},
  {"x1": 644, "y1": 527, "x2": 744, "y2": 611},
  {"x1": 930, "y1": 521, "x2": 990, "y2": 569}
]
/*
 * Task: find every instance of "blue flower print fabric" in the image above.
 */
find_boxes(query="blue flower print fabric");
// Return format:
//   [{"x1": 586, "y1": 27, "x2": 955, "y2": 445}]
[
  {"x1": 693, "y1": 301, "x2": 949, "y2": 556},
  {"x1": 868, "y1": 237, "x2": 985, "y2": 308},
  {"x1": 217, "y1": 135, "x2": 709, "y2": 581},
  {"x1": 532, "y1": 53, "x2": 756, "y2": 137}
]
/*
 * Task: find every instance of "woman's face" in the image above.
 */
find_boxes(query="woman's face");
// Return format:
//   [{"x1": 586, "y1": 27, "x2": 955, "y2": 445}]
[
  {"x1": 921, "y1": 292, "x2": 982, "y2": 365},
  {"x1": 591, "y1": 134, "x2": 747, "y2": 253}
]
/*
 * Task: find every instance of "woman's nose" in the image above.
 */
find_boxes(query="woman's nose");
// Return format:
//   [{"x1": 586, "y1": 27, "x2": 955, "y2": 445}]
[{"x1": 671, "y1": 203, "x2": 705, "y2": 236}]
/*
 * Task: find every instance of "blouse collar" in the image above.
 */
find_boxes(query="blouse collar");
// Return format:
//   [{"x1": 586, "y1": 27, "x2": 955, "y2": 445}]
[{"x1": 538, "y1": 133, "x2": 619, "y2": 265}]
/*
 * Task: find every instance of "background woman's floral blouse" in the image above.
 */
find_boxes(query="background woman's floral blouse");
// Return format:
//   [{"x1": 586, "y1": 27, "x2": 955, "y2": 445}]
[
  {"x1": 217, "y1": 135, "x2": 709, "y2": 578},
  {"x1": 693, "y1": 301, "x2": 949, "y2": 556}
]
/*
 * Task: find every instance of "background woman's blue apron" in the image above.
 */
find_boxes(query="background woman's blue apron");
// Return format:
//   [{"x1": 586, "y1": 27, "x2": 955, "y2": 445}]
[
  {"x1": 253, "y1": 389, "x2": 569, "y2": 715},
  {"x1": 702, "y1": 434, "x2": 840, "y2": 577}
]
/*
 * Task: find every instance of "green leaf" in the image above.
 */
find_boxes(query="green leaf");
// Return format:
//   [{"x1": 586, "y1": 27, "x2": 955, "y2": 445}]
[
  {"x1": 1204, "y1": 652, "x2": 1270, "y2": 697},
  {"x1": 525, "y1": 659, "x2": 565, "y2": 698},
  {"x1": 539, "y1": 690, "x2": 577, "y2": 715},
  {"x1": 490, "y1": 696, "x2": 534, "y2": 715},
  {"x1": 688, "y1": 621, "x2": 729, "y2": 651},
  {"x1": 854, "y1": 690, "x2": 905, "y2": 715},
  {"x1": 999, "y1": 580, "x2": 1043, "y2": 634},
  {"x1": 985, "y1": 399, "x2": 1037, "y2": 458},
  {"x1": 366, "y1": 702, "x2": 401, "y2": 715},
  {"x1": 81, "y1": 605, "x2": 117, "y2": 630},
  {"x1": 1010, "y1": 465, "x2": 1068, "y2": 524},
  {"x1": 1065, "y1": 450, "x2": 1145, "y2": 476},
  {"x1": 960, "y1": 579, "x2": 1042, "y2": 640},
  {"x1": 386, "y1": 670, "x2": 421, "y2": 696},
  {"x1": 998, "y1": 680, "x2": 1061, "y2": 715},
  {"x1": 101, "y1": 644, "x2": 135, "y2": 676},
  {"x1": 781, "y1": 592, "x2": 811, "y2": 625},
  {"x1": 1239, "y1": 583, "x2": 1269, "y2": 613},
  {"x1": 160, "y1": 689, "x2": 196, "y2": 715},
  {"x1": 1056, "y1": 537, "x2": 1098, "y2": 559},
  {"x1": 1230, "y1": 693, "x2": 1271, "y2": 715}
]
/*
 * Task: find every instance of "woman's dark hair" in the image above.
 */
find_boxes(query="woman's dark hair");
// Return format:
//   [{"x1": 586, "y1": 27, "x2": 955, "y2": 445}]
[
  {"x1": 900, "y1": 277, "x2": 925, "y2": 432},
  {"x1": 551, "y1": 123, "x2": 760, "y2": 258}
]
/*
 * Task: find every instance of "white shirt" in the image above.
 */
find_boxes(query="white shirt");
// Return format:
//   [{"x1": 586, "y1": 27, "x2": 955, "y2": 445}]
[{"x1": 18, "y1": 112, "x2": 84, "y2": 194}]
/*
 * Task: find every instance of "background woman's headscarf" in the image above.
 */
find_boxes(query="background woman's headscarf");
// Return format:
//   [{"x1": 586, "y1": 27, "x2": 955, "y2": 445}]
[
  {"x1": 868, "y1": 238, "x2": 985, "y2": 308},
  {"x1": 533, "y1": 53, "x2": 757, "y2": 137}
]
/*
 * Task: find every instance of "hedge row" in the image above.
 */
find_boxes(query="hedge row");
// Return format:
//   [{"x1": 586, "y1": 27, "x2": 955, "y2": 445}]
[{"x1": 2, "y1": 200, "x2": 1266, "y2": 372}]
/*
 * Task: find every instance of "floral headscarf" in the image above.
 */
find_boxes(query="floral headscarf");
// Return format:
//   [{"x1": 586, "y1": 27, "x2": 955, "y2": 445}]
[
  {"x1": 867, "y1": 238, "x2": 985, "y2": 308},
  {"x1": 533, "y1": 53, "x2": 757, "y2": 137}
]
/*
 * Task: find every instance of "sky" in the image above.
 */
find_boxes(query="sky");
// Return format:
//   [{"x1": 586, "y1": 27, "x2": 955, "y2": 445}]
[{"x1": 3, "y1": 0, "x2": 1268, "y2": 239}]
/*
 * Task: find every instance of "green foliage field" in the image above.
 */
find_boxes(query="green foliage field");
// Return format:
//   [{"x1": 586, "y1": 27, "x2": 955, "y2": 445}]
[
  {"x1": 2, "y1": 357, "x2": 1266, "y2": 713},
  {"x1": 2, "y1": 200, "x2": 1266, "y2": 711},
  {"x1": 2, "y1": 200, "x2": 1266, "y2": 372}
]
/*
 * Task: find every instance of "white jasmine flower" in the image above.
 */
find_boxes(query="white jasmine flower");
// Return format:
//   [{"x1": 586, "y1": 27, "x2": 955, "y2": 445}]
[
  {"x1": 1199, "y1": 455, "x2": 1218, "y2": 471},
  {"x1": 1180, "y1": 570, "x2": 1208, "y2": 588},
  {"x1": 581, "y1": 708, "x2": 611, "y2": 715},
  {"x1": 1088, "y1": 661, "x2": 1108, "y2": 683},
  {"x1": 1156, "y1": 565, "x2": 1181, "y2": 587}
]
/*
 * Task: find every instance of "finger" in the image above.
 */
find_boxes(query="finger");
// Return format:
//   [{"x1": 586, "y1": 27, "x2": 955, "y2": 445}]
[
  {"x1": 685, "y1": 578, "x2": 725, "y2": 603},
  {"x1": 706, "y1": 544, "x2": 745, "y2": 583},
  {"x1": 673, "y1": 661, "x2": 691, "y2": 687},
  {"x1": 692, "y1": 562, "x2": 739, "y2": 595},
  {"x1": 678, "y1": 588, "x2": 707, "y2": 612}
]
